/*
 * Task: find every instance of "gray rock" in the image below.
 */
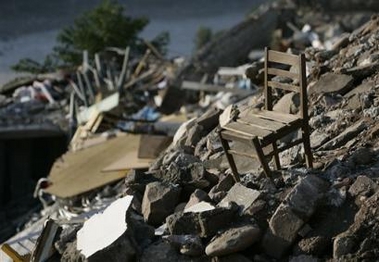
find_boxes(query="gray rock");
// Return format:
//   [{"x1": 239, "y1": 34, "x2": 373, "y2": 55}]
[
  {"x1": 348, "y1": 175, "x2": 379, "y2": 199},
  {"x1": 185, "y1": 189, "x2": 211, "y2": 210},
  {"x1": 218, "y1": 183, "x2": 261, "y2": 214},
  {"x1": 268, "y1": 204, "x2": 305, "y2": 244},
  {"x1": 319, "y1": 120, "x2": 366, "y2": 150},
  {"x1": 310, "y1": 130, "x2": 329, "y2": 149},
  {"x1": 333, "y1": 234, "x2": 355, "y2": 259},
  {"x1": 140, "y1": 241, "x2": 208, "y2": 262},
  {"x1": 263, "y1": 175, "x2": 328, "y2": 258},
  {"x1": 142, "y1": 182, "x2": 181, "y2": 226},
  {"x1": 273, "y1": 92, "x2": 300, "y2": 114},
  {"x1": 286, "y1": 175, "x2": 329, "y2": 219},
  {"x1": 340, "y1": 62, "x2": 379, "y2": 81},
  {"x1": 208, "y1": 174, "x2": 235, "y2": 202},
  {"x1": 309, "y1": 73, "x2": 354, "y2": 95},
  {"x1": 214, "y1": 253, "x2": 252, "y2": 262},
  {"x1": 289, "y1": 255, "x2": 318, "y2": 262},
  {"x1": 87, "y1": 234, "x2": 136, "y2": 262},
  {"x1": 185, "y1": 124, "x2": 204, "y2": 148},
  {"x1": 163, "y1": 235, "x2": 204, "y2": 256},
  {"x1": 346, "y1": 147, "x2": 375, "y2": 166},
  {"x1": 166, "y1": 205, "x2": 238, "y2": 238},
  {"x1": 205, "y1": 224, "x2": 261, "y2": 256},
  {"x1": 295, "y1": 236, "x2": 330, "y2": 257},
  {"x1": 196, "y1": 107, "x2": 223, "y2": 132}
]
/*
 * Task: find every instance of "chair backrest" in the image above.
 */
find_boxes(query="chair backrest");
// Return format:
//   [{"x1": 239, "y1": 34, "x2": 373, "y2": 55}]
[{"x1": 264, "y1": 47, "x2": 308, "y2": 121}]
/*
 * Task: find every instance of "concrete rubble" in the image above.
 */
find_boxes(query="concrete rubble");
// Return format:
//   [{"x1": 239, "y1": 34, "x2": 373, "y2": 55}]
[{"x1": 2, "y1": 0, "x2": 379, "y2": 261}]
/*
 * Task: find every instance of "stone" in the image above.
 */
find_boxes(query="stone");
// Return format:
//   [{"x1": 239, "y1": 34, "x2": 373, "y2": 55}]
[
  {"x1": 331, "y1": 32, "x2": 350, "y2": 51},
  {"x1": 348, "y1": 175, "x2": 379, "y2": 199},
  {"x1": 185, "y1": 124, "x2": 204, "y2": 148},
  {"x1": 198, "y1": 205, "x2": 238, "y2": 237},
  {"x1": 262, "y1": 230, "x2": 294, "y2": 259},
  {"x1": 184, "y1": 189, "x2": 211, "y2": 210},
  {"x1": 310, "y1": 130, "x2": 329, "y2": 149},
  {"x1": 346, "y1": 147, "x2": 375, "y2": 166},
  {"x1": 286, "y1": 175, "x2": 329, "y2": 219},
  {"x1": 214, "y1": 253, "x2": 251, "y2": 262},
  {"x1": 340, "y1": 62, "x2": 379, "y2": 81},
  {"x1": 140, "y1": 241, "x2": 206, "y2": 262},
  {"x1": 163, "y1": 235, "x2": 204, "y2": 256},
  {"x1": 319, "y1": 120, "x2": 367, "y2": 150},
  {"x1": 289, "y1": 255, "x2": 318, "y2": 262},
  {"x1": 208, "y1": 174, "x2": 235, "y2": 202},
  {"x1": 333, "y1": 234, "x2": 355, "y2": 259},
  {"x1": 218, "y1": 183, "x2": 261, "y2": 214},
  {"x1": 166, "y1": 212, "x2": 201, "y2": 236},
  {"x1": 142, "y1": 182, "x2": 181, "y2": 226},
  {"x1": 205, "y1": 224, "x2": 261, "y2": 256},
  {"x1": 273, "y1": 92, "x2": 300, "y2": 114},
  {"x1": 167, "y1": 205, "x2": 238, "y2": 238},
  {"x1": 77, "y1": 196, "x2": 135, "y2": 259},
  {"x1": 263, "y1": 175, "x2": 328, "y2": 258},
  {"x1": 184, "y1": 201, "x2": 215, "y2": 213},
  {"x1": 269, "y1": 205, "x2": 305, "y2": 244},
  {"x1": 196, "y1": 107, "x2": 223, "y2": 132},
  {"x1": 309, "y1": 73, "x2": 354, "y2": 95},
  {"x1": 295, "y1": 236, "x2": 330, "y2": 257}
]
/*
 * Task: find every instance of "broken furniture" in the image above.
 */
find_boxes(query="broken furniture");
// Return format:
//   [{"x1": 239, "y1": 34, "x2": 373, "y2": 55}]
[{"x1": 219, "y1": 47, "x2": 313, "y2": 181}]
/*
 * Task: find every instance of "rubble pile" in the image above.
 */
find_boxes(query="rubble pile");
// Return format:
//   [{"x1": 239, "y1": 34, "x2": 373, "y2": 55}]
[{"x1": 3, "y1": 1, "x2": 379, "y2": 261}]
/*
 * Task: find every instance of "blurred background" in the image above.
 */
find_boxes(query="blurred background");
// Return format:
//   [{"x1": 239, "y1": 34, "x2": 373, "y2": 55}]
[{"x1": 0, "y1": 0, "x2": 265, "y2": 85}]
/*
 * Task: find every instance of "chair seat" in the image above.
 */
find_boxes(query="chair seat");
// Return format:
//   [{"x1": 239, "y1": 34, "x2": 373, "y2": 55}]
[{"x1": 221, "y1": 110, "x2": 302, "y2": 147}]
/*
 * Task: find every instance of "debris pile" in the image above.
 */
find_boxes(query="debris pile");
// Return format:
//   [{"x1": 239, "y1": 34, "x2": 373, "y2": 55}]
[{"x1": 2, "y1": 1, "x2": 379, "y2": 261}]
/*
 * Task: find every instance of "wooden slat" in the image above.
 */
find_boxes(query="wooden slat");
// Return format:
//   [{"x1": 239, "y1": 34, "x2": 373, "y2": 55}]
[
  {"x1": 268, "y1": 50, "x2": 298, "y2": 66},
  {"x1": 228, "y1": 149, "x2": 258, "y2": 159},
  {"x1": 254, "y1": 110, "x2": 301, "y2": 124},
  {"x1": 223, "y1": 121, "x2": 272, "y2": 139},
  {"x1": 267, "y1": 81, "x2": 299, "y2": 92},
  {"x1": 237, "y1": 115, "x2": 285, "y2": 131},
  {"x1": 220, "y1": 129, "x2": 254, "y2": 143},
  {"x1": 267, "y1": 68, "x2": 298, "y2": 80}
]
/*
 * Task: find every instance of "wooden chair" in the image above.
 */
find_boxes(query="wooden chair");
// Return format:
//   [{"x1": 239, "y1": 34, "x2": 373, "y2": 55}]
[{"x1": 218, "y1": 47, "x2": 313, "y2": 182}]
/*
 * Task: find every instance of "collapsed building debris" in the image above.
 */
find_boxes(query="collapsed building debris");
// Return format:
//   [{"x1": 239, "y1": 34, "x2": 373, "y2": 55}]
[{"x1": 2, "y1": 0, "x2": 379, "y2": 261}]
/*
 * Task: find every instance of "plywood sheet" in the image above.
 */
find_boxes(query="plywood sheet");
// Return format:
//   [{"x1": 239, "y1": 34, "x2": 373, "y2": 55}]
[
  {"x1": 102, "y1": 151, "x2": 153, "y2": 172},
  {"x1": 46, "y1": 135, "x2": 140, "y2": 198}
]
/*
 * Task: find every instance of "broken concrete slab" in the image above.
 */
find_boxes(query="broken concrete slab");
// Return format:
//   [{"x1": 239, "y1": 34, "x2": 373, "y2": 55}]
[
  {"x1": 205, "y1": 224, "x2": 261, "y2": 256},
  {"x1": 142, "y1": 182, "x2": 181, "y2": 226},
  {"x1": 76, "y1": 195, "x2": 134, "y2": 259},
  {"x1": 263, "y1": 175, "x2": 328, "y2": 258},
  {"x1": 218, "y1": 183, "x2": 261, "y2": 214},
  {"x1": 309, "y1": 73, "x2": 354, "y2": 95}
]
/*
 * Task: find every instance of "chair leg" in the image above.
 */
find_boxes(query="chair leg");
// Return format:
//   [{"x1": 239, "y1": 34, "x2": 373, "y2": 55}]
[
  {"x1": 252, "y1": 137, "x2": 271, "y2": 178},
  {"x1": 272, "y1": 142, "x2": 281, "y2": 170},
  {"x1": 302, "y1": 126, "x2": 313, "y2": 168},
  {"x1": 218, "y1": 131, "x2": 240, "y2": 182}
]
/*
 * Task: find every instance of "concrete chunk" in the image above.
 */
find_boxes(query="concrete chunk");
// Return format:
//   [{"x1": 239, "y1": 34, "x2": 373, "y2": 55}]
[
  {"x1": 218, "y1": 183, "x2": 261, "y2": 214},
  {"x1": 142, "y1": 182, "x2": 181, "y2": 226},
  {"x1": 77, "y1": 196, "x2": 134, "y2": 259},
  {"x1": 205, "y1": 224, "x2": 261, "y2": 256},
  {"x1": 309, "y1": 73, "x2": 354, "y2": 95}
]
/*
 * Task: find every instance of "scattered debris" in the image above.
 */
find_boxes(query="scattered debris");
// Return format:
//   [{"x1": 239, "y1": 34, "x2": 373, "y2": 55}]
[{"x1": 3, "y1": 1, "x2": 379, "y2": 261}]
